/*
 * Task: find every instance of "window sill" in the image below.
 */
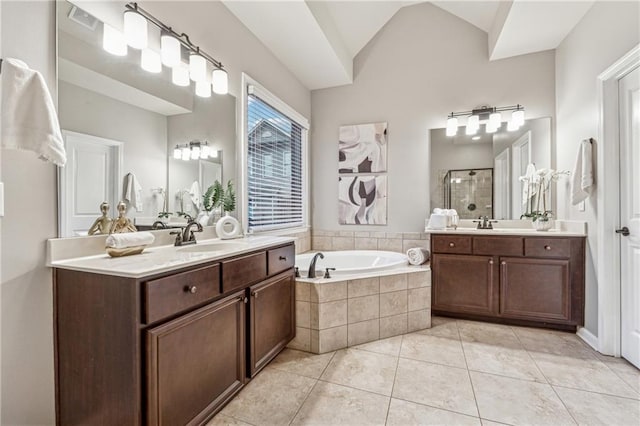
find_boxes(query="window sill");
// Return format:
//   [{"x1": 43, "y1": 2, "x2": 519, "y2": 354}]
[{"x1": 248, "y1": 226, "x2": 310, "y2": 237}]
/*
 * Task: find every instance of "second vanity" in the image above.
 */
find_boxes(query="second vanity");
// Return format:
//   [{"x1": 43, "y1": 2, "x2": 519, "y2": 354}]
[{"x1": 49, "y1": 235, "x2": 296, "y2": 425}]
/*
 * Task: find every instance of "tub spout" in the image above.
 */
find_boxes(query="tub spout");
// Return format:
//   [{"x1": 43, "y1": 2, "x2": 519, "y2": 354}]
[{"x1": 307, "y1": 252, "x2": 325, "y2": 278}]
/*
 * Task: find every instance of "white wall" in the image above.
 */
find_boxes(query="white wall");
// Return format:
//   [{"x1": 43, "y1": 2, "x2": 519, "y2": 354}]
[
  {"x1": 311, "y1": 2, "x2": 555, "y2": 232},
  {"x1": 1, "y1": 1, "x2": 57, "y2": 424},
  {"x1": 555, "y1": 1, "x2": 640, "y2": 336},
  {"x1": 0, "y1": 1, "x2": 310, "y2": 424},
  {"x1": 59, "y1": 81, "x2": 168, "y2": 218}
]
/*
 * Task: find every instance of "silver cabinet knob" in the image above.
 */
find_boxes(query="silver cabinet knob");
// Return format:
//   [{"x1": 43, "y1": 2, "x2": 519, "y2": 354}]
[
  {"x1": 501, "y1": 261, "x2": 506, "y2": 265},
  {"x1": 187, "y1": 286, "x2": 197, "y2": 294},
  {"x1": 544, "y1": 245, "x2": 551, "y2": 251},
  {"x1": 449, "y1": 242, "x2": 455, "y2": 247},
  {"x1": 489, "y1": 260, "x2": 494, "y2": 265}
]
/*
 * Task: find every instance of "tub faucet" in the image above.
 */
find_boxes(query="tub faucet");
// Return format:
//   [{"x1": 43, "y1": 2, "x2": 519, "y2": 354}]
[{"x1": 307, "y1": 252, "x2": 325, "y2": 278}]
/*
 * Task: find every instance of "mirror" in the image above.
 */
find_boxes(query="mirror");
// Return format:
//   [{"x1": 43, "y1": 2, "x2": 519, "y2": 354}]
[
  {"x1": 56, "y1": 1, "x2": 237, "y2": 237},
  {"x1": 430, "y1": 117, "x2": 551, "y2": 220}
]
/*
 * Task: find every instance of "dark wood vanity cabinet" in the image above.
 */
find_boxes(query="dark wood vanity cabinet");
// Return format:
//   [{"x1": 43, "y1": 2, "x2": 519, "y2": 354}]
[
  {"x1": 53, "y1": 242, "x2": 295, "y2": 426},
  {"x1": 431, "y1": 234, "x2": 585, "y2": 330}
]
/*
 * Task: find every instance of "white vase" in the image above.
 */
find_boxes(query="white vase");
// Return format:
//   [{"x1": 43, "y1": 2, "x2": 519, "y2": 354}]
[{"x1": 533, "y1": 219, "x2": 553, "y2": 231}]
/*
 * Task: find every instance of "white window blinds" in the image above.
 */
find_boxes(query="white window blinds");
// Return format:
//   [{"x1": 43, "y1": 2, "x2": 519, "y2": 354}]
[{"x1": 247, "y1": 86, "x2": 306, "y2": 231}]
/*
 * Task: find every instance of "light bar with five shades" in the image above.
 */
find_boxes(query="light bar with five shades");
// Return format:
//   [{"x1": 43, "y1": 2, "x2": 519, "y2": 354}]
[
  {"x1": 103, "y1": 2, "x2": 228, "y2": 97},
  {"x1": 446, "y1": 105, "x2": 525, "y2": 137}
]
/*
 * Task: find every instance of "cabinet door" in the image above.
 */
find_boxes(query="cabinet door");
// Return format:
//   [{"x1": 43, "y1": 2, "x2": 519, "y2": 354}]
[
  {"x1": 432, "y1": 254, "x2": 496, "y2": 315},
  {"x1": 249, "y1": 270, "x2": 295, "y2": 377},
  {"x1": 499, "y1": 257, "x2": 571, "y2": 322},
  {"x1": 146, "y1": 291, "x2": 246, "y2": 426}
]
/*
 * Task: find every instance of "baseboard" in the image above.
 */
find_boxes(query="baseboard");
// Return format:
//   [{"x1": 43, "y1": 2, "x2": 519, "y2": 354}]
[{"x1": 577, "y1": 327, "x2": 599, "y2": 351}]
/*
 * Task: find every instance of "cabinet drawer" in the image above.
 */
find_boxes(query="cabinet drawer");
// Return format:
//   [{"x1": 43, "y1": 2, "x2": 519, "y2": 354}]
[
  {"x1": 525, "y1": 238, "x2": 571, "y2": 258},
  {"x1": 432, "y1": 235, "x2": 472, "y2": 254},
  {"x1": 143, "y1": 264, "x2": 221, "y2": 324},
  {"x1": 474, "y1": 236, "x2": 523, "y2": 256},
  {"x1": 268, "y1": 245, "x2": 295, "y2": 276},
  {"x1": 222, "y1": 251, "x2": 267, "y2": 293}
]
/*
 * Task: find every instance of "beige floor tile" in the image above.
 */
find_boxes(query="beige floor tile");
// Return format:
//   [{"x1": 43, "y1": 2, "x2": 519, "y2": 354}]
[
  {"x1": 393, "y1": 358, "x2": 478, "y2": 417},
  {"x1": 457, "y1": 320, "x2": 522, "y2": 349},
  {"x1": 291, "y1": 381, "x2": 389, "y2": 426},
  {"x1": 530, "y1": 351, "x2": 639, "y2": 399},
  {"x1": 353, "y1": 335, "x2": 403, "y2": 356},
  {"x1": 207, "y1": 414, "x2": 254, "y2": 426},
  {"x1": 513, "y1": 326, "x2": 595, "y2": 359},
  {"x1": 463, "y1": 341, "x2": 546, "y2": 382},
  {"x1": 480, "y1": 420, "x2": 511, "y2": 426},
  {"x1": 400, "y1": 332, "x2": 467, "y2": 368},
  {"x1": 597, "y1": 353, "x2": 640, "y2": 375},
  {"x1": 386, "y1": 398, "x2": 481, "y2": 426},
  {"x1": 555, "y1": 386, "x2": 640, "y2": 426},
  {"x1": 320, "y1": 348, "x2": 397, "y2": 396},
  {"x1": 617, "y1": 371, "x2": 640, "y2": 393},
  {"x1": 267, "y1": 349, "x2": 335, "y2": 379},
  {"x1": 220, "y1": 369, "x2": 316, "y2": 426},
  {"x1": 415, "y1": 316, "x2": 460, "y2": 339},
  {"x1": 470, "y1": 371, "x2": 575, "y2": 426}
]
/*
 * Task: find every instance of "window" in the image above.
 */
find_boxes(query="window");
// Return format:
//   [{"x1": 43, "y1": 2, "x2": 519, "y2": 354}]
[{"x1": 245, "y1": 81, "x2": 308, "y2": 231}]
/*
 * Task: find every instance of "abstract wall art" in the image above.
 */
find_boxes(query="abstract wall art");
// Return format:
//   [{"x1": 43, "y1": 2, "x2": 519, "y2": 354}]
[
  {"x1": 338, "y1": 175, "x2": 387, "y2": 225},
  {"x1": 338, "y1": 122, "x2": 388, "y2": 173}
]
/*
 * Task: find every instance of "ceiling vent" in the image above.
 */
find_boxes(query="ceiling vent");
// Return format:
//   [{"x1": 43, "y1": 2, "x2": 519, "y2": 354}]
[{"x1": 68, "y1": 5, "x2": 98, "y2": 31}]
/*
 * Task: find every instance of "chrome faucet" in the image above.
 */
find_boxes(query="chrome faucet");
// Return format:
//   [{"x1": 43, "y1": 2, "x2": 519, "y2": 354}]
[
  {"x1": 307, "y1": 252, "x2": 325, "y2": 278},
  {"x1": 170, "y1": 220, "x2": 203, "y2": 246},
  {"x1": 151, "y1": 220, "x2": 167, "y2": 230},
  {"x1": 474, "y1": 216, "x2": 498, "y2": 230}
]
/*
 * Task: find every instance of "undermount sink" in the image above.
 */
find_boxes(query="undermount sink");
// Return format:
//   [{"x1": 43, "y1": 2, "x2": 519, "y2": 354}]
[{"x1": 178, "y1": 241, "x2": 250, "y2": 253}]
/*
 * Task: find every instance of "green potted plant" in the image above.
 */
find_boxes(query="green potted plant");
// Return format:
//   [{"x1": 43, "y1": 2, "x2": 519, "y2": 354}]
[
  {"x1": 202, "y1": 180, "x2": 224, "y2": 225},
  {"x1": 222, "y1": 180, "x2": 236, "y2": 215}
]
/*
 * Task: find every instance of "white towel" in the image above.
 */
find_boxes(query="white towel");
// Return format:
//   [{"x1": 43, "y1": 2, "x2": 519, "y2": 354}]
[
  {"x1": 189, "y1": 181, "x2": 201, "y2": 209},
  {"x1": 123, "y1": 173, "x2": 143, "y2": 212},
  {"x1": 407, "y1": 248, "x2": 430, "y2": 266},
  {"x1": 571, "y1": 139, "x2": 593, "y2": 205},
  {"x1": 1, "y1": 58, "x2": 66, "y2": 166},
  {"x1": 105, "y1": 231, "x2": 155, "y2": 249}
]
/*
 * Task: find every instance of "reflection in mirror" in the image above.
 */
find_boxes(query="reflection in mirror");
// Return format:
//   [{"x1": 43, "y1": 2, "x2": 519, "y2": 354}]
[
  {"x1": 56, "y1": 2, "x2": 236, "y2": 237},
  {"x1": 430, "y1": 117, "x2": 551, "y2": 220}
]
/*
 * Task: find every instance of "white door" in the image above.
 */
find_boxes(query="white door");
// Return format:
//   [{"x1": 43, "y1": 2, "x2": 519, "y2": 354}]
[
  {"x1": 511, "y1": 131, "x2": 531, "y2": 218},
  {"x1": 59, "y1": 131, "x2": 122, "y2": 237},
  {"x1": 494, "y1": 148, "x2": 511, "y2": 219},
  {"x1": 619, "y1": 66, "x2": 640, "y2": 368}
]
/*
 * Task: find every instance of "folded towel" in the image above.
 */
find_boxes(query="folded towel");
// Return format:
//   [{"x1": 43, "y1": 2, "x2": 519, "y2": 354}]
[
  {"x1": 1, "y1": 58, "x2": 66, "y2": 166},
  {"x1": 189, "y1": 180, "x2": 201, "y2": 208},
  {"x1": 571, "y1": 139, "x2": 594, "y2": 205},
  {"x1": 407, "y1": 248, "x2": 430, "y2": 266},
  {"x1": 123, "y1": 173, "x2": 143, "y2": 212},
  {"x1": 105, "y1": 231, "x2": 155, "y2": 249}
]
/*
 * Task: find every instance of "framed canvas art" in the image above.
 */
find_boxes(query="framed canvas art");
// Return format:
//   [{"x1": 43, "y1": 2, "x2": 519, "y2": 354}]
[{"x1": 338, "y1": 122, "x2": 387, "y2": 173}]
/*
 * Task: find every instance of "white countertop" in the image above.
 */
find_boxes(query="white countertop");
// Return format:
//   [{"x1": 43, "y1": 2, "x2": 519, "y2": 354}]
[
  {"x1": 48, "y1": 235, "x2": 295, "y2": 279},
  {"x1": 424, "y1": 219, "x2": 587, "y2": 237}
]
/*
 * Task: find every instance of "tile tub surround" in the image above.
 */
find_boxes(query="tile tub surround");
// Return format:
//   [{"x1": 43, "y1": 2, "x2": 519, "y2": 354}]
[
  {"x1": 311, "y1": 230, "x2": 431, "y2": 253},
  {"x1": 288, "y1": 268, "x2": 432, "y2": 354}
]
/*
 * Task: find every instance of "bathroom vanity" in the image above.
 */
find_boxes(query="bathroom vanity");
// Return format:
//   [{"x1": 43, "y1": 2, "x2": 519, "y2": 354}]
[
  {"x1": 50, "y1": 237, "x2": 295, "y2": 425},
  {"x1": 429, "y1": 227, "x2": 585, "y2": 331}
]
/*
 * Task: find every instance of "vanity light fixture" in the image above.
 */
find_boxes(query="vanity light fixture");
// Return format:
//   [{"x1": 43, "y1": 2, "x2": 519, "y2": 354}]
[
  {"x1": 173, "y1": 141, "x2": 214, "y2": 161},
  {"x1": 446, "y1": 104, "x2": 525, "y2": 136},
  {"x1": 104, "y1": 3, "x2": 229, "y2": 97}
]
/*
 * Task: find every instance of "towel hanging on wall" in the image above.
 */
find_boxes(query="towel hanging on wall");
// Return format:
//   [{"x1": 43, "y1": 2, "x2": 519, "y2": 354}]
[
  {"x1": 571, "y1": 138, "x2": 594, "y2": 205},
  {"x1": 1, "y1": 58, "x2": 66, "y2": 166},
  {"x1": 123, "y1": 173, "x2": 143, "y2": 212}
]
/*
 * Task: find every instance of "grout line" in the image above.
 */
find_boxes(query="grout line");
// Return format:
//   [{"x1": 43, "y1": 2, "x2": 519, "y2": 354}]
[
  {"x1": 315, "y1": 377, "x2": 393, "y2": 398},
  {"x1": 384, "y1": 334, "x2": 403, "y2": 425},
  {"x1": 550, "y1": 383, "x2": 640, "y2": 401},
  {"x1": 457, "y1": 319, "x2": 482, "y2": 419}
]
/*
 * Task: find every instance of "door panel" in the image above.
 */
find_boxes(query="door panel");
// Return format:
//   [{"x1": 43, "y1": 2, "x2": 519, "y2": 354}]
[{"x1": 619, "y1": 66, "x2": 640, "y2": 368}]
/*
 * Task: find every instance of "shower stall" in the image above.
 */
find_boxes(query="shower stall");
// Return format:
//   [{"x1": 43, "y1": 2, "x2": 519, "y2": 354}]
[{"x1": 443, "y1": 168, "x2": 493, "y2": 219}]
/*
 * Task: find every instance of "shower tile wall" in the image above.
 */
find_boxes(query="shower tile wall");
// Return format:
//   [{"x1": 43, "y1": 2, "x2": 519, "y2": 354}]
[{"x1": 448, "y1": 170, "x2": 493, "y2": 219}]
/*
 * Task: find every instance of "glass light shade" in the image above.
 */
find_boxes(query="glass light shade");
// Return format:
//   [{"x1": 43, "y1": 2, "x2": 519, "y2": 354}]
[
  {"x1": 507, "y1": 120, "x2": 519, "y2": 131},
  {"x1": 486, "y1": 122, "x2": 498, "y2": 133},
  {"x1": 123, "y1": 10, "x2": 147, "y2": 49},
  {"x1": 160, "y1": 35, "x2": 181, "y2": 67},
  {"x1": 172, "y1": 63, "x2": 190, "y2": 87},
  {"x1": 195, "y1": 79, "x2": 211, "y2": 98},
  {"x1": 445, "y1": 117, "x2": 458, "y2": 137},
  {"x1": 190, "y1": 146, "x2": 201, "y2": 160},
  {"x1": 466, "y1": 115, "x2": 479, "y2": 134},
  {"x1": 465, "y1": 126, "x2": 477, "y2": 136},
  {"x1": 103, "y1": 24, "x2": 127, "y2": 56},
  {"x1": 212, "y1": 69, "x2": 228, "y2": 95},
  {"x1": 181, "y1": 147, "x2": 190, "y2": 161},
  {"x1": 209, "y1": 149, "x2": 218, "y2": 158},
  {"x1": 141, "y1": 49, "x2": 161, "y2": 73},
  {"x1": 200, "y1": 145, "x2": 210, "y2": 159},
  {"x1": 489, "y1": 112, "x2": 501, "y2": 128},
  {"x1": 189, "y1": 53, "x2": 207, "y2": 82},
  {"x1": 173, "y1": 147, "x2": 182, "y2": 159},
  {"x1": 512, "y1": 109, "x2": 525, "y2": 127}
]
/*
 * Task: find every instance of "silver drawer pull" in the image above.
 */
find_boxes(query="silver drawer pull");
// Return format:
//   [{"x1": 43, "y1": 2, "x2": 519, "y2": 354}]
[
  {"x1": 489, "y1": 260, "x2": 494, "y2": 265},
  {"x1": 186, "y1": 286, "x2": 197, "y2": 294},
  {"x1": 279, "y1": 256, "x2": 287, "y2": 261},
  {"x1": 544, "y1": 245, "x2": 551, "y2": 251},
  {"x1": 501, "y1": 261, "x2": 506, "y2": 265},
  {"x1": 252, "y1": 291, "x2": 259, "y2": 299},
  {"x1": 449, "y1": 242, "x2": 455, "y2": 248}
]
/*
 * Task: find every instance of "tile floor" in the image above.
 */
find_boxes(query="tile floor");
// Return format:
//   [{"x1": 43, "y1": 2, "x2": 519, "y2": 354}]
[{"x1": 209, "y1": 317, "x2": 640, "y2": 426}]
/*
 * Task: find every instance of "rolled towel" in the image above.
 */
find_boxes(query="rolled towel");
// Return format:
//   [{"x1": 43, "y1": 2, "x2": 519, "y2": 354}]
[
  {"x1": 106, "y1": 231, "x2": 155, "y2": 249},
  {"x1": 407, "y1": 248, "x2": 430, "y2": 266}
]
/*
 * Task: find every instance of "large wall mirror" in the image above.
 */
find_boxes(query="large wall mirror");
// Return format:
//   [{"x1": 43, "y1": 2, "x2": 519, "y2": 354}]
[
  {"x1": 56, "y1": 1, "x2": 237, "y2": 237},
  {"x1": 430, "y1": 117, "x2": 551, "y2": 220}
]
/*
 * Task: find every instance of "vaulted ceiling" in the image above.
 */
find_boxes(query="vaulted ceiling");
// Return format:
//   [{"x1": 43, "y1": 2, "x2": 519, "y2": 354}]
[{"x1": 222, "y1": 0, "x2": 594, "y2": 90}]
